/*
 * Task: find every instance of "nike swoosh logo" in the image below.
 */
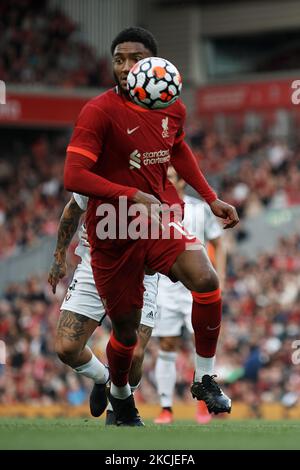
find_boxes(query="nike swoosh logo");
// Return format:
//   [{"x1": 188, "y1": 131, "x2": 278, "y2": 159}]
[
  {"x1": 207, "y1": 323, "x2": 221, "y2": 331},
  {"x1": 127, "y1": 126, "x2": 140, "y2": 135}
]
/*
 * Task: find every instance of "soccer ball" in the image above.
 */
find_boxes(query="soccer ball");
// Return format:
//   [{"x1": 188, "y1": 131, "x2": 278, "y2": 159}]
[{"x1": 127, "y1": 57, "x2": 182, "y2": 109}]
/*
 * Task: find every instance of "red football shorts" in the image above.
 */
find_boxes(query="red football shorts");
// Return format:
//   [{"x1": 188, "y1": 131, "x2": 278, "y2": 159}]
[{"x1": 91, "y1": 220, "x2": 203, "y2": 319}]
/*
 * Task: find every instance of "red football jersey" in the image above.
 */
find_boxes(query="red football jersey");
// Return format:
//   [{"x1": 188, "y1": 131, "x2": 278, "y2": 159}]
[
  {"x1": 67, "y1": 87, "x2": 186, "y2": 250},
  {"x1": 67, "y1": 87, "x2": 186, "y2": 203}
]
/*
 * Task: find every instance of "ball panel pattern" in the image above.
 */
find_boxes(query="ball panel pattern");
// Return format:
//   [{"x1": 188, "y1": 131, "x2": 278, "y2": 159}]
[{"x1": 127, "y1": 57, "x2": 182, "y2": 109}]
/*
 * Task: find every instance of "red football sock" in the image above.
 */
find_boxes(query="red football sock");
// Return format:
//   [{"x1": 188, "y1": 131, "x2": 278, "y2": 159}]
[
  {"x1": 106, "y1": 334, "x2": 136, "y2": 387},
  {"x1": 191, "y1": 288, "x2": 222, "y2": 358}
]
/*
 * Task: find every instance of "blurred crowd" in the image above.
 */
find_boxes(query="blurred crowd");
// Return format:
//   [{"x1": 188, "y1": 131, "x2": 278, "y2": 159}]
[
  {"x1": 0, "y1": 132, "x2": 69, "y2": 259},
  {"x1": 1, "y1": 231, "x2": 299, "y2": 409},
  {"x1": 187, "y1": 125, "x2": 300, "y2": 217},
  {"x1": 0, "y1": 0, "x2": 112, "y2": 88},
  {"x1": 219, "y1": 233, "x2": 300, "y2": 414}
]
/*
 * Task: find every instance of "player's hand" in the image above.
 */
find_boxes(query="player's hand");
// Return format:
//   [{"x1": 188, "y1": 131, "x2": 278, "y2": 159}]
[
  {"x1": 209, "y1": 199, "x2": 239, "y2": 229},
  {"x1": 48, "y1": 255, "x2": 67, "y2": 294},
  {"x1": 132, "y1": 190, "x2": 163, "y2": 229}
]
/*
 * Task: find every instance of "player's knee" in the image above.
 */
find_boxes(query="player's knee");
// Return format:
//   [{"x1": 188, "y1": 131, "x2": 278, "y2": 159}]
[
  {"x1": 112, "y1": 310, "x2": 140, "y2": 346},
  {"x1": 113, "y1": 328, "x2": 138, "y2": 347},
  {"x1": 55, "y1": 339, "x2": 81, "y2": 367},
  {"x1": 190, "y1": 268, "x2": 219, "y2": 293},
  {"x1": 125, "y1": 330, "x2": 138, "y2": 346}
]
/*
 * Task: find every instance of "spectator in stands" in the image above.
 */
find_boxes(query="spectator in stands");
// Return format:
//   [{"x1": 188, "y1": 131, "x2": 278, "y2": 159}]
[{"x1": 0, "y1": 0, "x2": 113, "y2": 88}]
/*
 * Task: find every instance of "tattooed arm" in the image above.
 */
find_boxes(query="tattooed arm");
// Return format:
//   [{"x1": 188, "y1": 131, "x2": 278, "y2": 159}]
[{"x1": 48, "y1": 196, "x2": 85, "y2": 293}]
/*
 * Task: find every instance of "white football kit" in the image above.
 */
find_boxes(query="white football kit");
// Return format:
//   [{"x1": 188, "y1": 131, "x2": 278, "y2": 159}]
[
  {"x1": 61, "y1": 193, "x2": 158, "y2": 327},
  {"x1": 152, "y1": 195, "x2": 222, "y2": 337}
]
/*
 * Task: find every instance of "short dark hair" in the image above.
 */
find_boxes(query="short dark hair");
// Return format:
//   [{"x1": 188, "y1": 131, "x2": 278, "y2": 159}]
[{"x1": 111, "y1": 26, "x2": 158, "y2": 56}]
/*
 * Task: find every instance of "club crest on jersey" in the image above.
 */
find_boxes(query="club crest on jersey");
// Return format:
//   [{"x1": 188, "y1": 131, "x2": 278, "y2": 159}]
[{"x1": 161, "y1": 117, "x2": 169, "y2": 138}]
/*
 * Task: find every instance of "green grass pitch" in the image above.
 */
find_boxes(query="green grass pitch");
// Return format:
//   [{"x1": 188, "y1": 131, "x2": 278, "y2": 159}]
[{"x1": 0, "y1": 418, "x2": 300, "y2": 450}]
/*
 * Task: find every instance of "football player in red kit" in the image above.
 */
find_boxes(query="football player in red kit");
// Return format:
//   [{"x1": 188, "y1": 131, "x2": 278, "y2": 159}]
[{"x1": 64, "y1": 27, "x2": 239, "y2": 426}]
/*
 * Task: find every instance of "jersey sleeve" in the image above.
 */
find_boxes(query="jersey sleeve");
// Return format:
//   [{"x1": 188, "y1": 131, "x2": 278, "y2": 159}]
[
  {"x1": 204, "y1": 203, "x2": 222, "y2": 241},
  {"x1": 67, "y1": 102, "x2": 109, "y2": 163},
  {"x1": 73, "y1": 192, "x2": 88, "y2": 211}
]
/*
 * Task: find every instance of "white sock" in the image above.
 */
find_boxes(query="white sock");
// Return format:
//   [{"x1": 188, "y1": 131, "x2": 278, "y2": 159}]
[
  {"x1": 110, "y1": 382, "x2": 131, "y2": 400},
  {"x1": 107, "y1": 382, "x2": 140, "y2": 410},
  {"x1": 155, "y1": 350, "x2": 177, "y2": 408},
  {"x1": 74, "y1": 352, "x2": 109, "y2": 384},
  {"x1": 194, "y1": 354, "x2": 215, "y2": 382}
]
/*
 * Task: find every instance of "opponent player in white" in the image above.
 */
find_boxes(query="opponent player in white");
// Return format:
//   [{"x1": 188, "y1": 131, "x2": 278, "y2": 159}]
[
  {"x1": 48, "y1": 193, "x2": 158, "y2": 424},
  {"x1": 153, "y1": 166, "x2": 226, "y2": 424}
]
